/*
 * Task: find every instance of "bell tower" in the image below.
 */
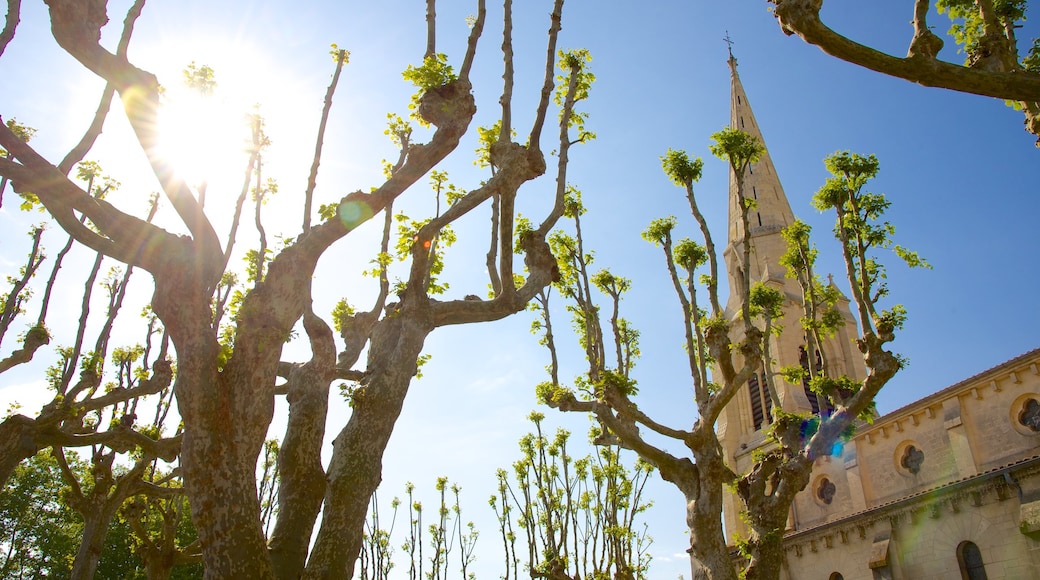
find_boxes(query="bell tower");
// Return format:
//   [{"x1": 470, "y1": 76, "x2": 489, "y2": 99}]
[{"x1": 714, "y1": 50, "x2": 866, "y2": 542}]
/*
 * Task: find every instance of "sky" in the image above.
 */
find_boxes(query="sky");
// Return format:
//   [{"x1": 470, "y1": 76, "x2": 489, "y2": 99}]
[{"x1": 0, "y1": 1, "x2": 1037, "y2": 578}]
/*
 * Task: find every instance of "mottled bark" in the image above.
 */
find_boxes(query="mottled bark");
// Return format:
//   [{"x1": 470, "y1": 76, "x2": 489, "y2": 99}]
[
  {"x1": 63, "y1": 452, "x2": 150, "y2": 580},
  {"x1": 69, "y1": 491, "x2": 125, "y2": 580},
  {"x1": 0, "y1": 325, "x2": 49, "y2": 374},
  {"x1": 0, "y1": 0, "x2": 20, "y2": 58},
  {"x1": 303, "y1": 303, "x2": 432, "y2": 578},
  {"x1": 0, "y1": 415, "x2": 37, "y2": 488},
  {"x1": 164, "y1": 250, "x2": 292, "y2": 579},
  {"x1": 682, "y1": 438, "x2": 737, "y2": 580},
  {"x1": 736, "y1": 449, "x2": 809, "y2": 580},
  {"x1": 268, "y1": 313, "x2": 336, "y2": 579}
]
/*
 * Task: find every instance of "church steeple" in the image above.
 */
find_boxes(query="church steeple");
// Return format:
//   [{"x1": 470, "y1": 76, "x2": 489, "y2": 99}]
[
  {"x1": 723, "y1": 54, "x2": 798, "y2": 314},
  {"x1": 715, "y1": 48, "x2": 867, "y2": 546}
]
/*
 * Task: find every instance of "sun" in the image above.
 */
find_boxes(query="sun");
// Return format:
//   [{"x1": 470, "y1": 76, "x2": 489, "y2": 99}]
[
  {"x1": 154, "y1": 63, "x2": 257, "y2": 193},
  {"x1": 138, "y1": 39, "x2": 334, "y2": 235}
]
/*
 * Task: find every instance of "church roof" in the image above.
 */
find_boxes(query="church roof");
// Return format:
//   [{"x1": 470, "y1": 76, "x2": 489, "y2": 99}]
[
  {"x1": 858, "y1": 346, "x2": 1040, "y2": 437},
  {"x1": 783, "y1": 451, "x2": 1040, "y2": 542}
]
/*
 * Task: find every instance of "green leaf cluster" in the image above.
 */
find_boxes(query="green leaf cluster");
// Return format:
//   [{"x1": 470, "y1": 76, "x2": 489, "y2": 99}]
[
  {"x1": 331, "y1": 299, "x2": 356, "y2": 334},
  {"x1": 555, "y1": 49, "x2": 596, "y2": 143},
  {"x1": 328, "y1": 43, "x2": 351, "y2": 64},
  {"x1": 392, "y1": 213, "x2": 456, "y2": 295},
  {"x1": 0, "y1": 117, "x2": 37, "y2": 157},
  {"x1": 535, "y1": 380, "x2": 573, "y2": 405},
  {"x1": 936, "y1": 0, "x2": 1028, "y2": 65},
  {"x1": 749, "y1": 282, "x2": 784, "y2": 324},
  {"x1": 660, "y1": 149, "x2": 703, "y2": 187},
  {"x1": 709, "y1": 127, "x2": 764, "y2": 170},
  {"x1": 383, "y1": 112, "x2": 413, "y2": 149},
  {"x1": 401, "y1": 53, "x2": 457, "y2": 126},
  {"x1": 674, "y1": 238, "x2": 707, "y2": 273},
  {"x1": 182, "y1": 61, "x2": 217, "y2": 95},
  {"x1": 593, "y1": 369, "x2": 639, "y2": 398},
  {"x1": 474, "y1": 120, "x2": 516, "y2": 169},
  {"x1": 641, "y1": 216, "x2": 676, "y2": 247}
]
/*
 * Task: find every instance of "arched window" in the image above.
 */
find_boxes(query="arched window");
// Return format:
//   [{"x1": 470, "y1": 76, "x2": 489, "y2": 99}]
[
  {"x1": 957, "y1": 541, "x2": 987, "y2": 580},
  {"x1": 747, "y1": 373, "x2": 772, "y2": 431},
  {"x1": 828, "y1": 573, "x2": 844, "y2": 580},
  {"x1": 799, "y1": 346, "x2": 831, "y2": 415}
]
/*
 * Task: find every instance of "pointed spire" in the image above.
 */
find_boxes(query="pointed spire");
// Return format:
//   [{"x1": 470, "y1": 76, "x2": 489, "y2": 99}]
[
  {"x1": 726, "y1": 52, "x2": 796, "y2": 243},
  {"x1": 723, "y1": 48, "x2": 800, "y2": 311}
]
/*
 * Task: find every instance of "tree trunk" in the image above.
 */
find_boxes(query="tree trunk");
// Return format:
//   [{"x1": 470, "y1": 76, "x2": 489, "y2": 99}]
[
  {"x1": 156, "y1": 242, "x2": 308, "y2": 579},
  {"x1": 0, "y1": 415, "x2": 39, "y2": 489},
  {"x1": 175, "y1": 356, "x2": 276, "y2": 579},
  {"x1": 743, "y1": 518, "x2": 787, "y2": 580},
  {"x1": 303, "y1": 301, "x2": 433, "y2": 578},
  {"x1": 686, "y1": 486, "x2": 738, "y2": 580},
  {"x1": 172, "y1": 333, "x2": 274, "y2": 579},
  {"x1": 741, "y1": 460, "x2": 813, "y2": 580},
  {"x1": 143, "y1": 556, "x2": 174, "y2": 580},
  {"x1": 687, "y1": 447, "x2": 739, "y2": 580},
  {"x1": 69, "y1": 499, "x2": 121, "y2": 580},
  {"x1": 269, "y1": 315, "x2": 336, "y2": 579}
]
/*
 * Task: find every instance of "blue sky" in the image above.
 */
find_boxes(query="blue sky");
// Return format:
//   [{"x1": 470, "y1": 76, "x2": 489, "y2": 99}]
[{"x1": 1, "y1": 1, "x2": 1037, "y2": 578}]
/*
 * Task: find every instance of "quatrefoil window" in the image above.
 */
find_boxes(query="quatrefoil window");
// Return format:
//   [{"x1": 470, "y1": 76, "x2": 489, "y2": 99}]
[
  {"x1": 901, "y1": 445, "x2": 924, "y2": 475},
  {"x1": 1019, "y1": 398, "x2": 1040, "y2": 432},
  {"x1": 816, "y1": 477, "x2": 836, "y2": 505}
]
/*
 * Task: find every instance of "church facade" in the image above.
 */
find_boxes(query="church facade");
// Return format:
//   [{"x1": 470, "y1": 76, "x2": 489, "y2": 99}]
[{"x1": 715, "y1": 55, "x2": 1040, "y2": 579}]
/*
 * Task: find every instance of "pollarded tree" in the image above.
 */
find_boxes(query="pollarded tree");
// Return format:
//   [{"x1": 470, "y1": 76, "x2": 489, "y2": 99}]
[
  {"x1": 0, "y1": 170, "x2": 184, "y2": 579},
  {"x1": 534, "y1": 129, "x2": 926, "y2": 579},
  {"x1": 0, "y1": 154, "x2": 196, "y2": 580},
  {"x1": 0, "y1": 0, "x2": 591, "y2": 577},
  {"x1": 490, "y1": 411, "x2": 654, "y2": 580},
  {"x1": 768, "y1": 0, "x2": 1040, "y2": 144}
]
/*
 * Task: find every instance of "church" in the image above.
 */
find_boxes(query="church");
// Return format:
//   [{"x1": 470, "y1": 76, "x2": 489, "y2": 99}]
[{"x1": 715, "y1": 53, "x2": 1040, "y2": 579}]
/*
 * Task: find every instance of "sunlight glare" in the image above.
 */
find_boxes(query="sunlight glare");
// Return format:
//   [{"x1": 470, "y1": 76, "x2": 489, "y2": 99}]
[{"x1": 155, "y1": 83, "x2": 252, "y2": 189}]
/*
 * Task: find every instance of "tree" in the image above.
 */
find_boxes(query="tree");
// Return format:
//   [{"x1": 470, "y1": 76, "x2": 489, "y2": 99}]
[
  {"x1": 348, "y1": 413, "x2": 653, "y2": 580},
  {"x1": 0, "y1": 148, "x2": 201, "y2": 580},
  {"x1": 0, "y1": 450, "x2": 84, "y2": 578},
  {"x1": 490, "y1": 412, "x2": 654, "y2": 580},
  {"x1": 534, "y1": 132, "x2": 926, "y2": 579},
  {"x1": 768, "y1": 0, "x2": 1040, "y2": 144},
  {"x1": 0, "y1": 449, "x2": 201, "y2": 580},
  {"x1": 0, "y1": 0, "x2": 592, "y2": 577}
]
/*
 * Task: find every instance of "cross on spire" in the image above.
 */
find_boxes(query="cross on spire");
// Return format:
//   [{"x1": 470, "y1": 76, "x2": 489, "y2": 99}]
[{"x1": 724, "y1": 31, "x2": 737, "y2": 68}]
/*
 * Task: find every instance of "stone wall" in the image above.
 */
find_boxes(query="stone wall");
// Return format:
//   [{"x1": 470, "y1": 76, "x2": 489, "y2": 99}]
[{"x1": 777, "y1": 349, "x2": 1040, "y2": 579}]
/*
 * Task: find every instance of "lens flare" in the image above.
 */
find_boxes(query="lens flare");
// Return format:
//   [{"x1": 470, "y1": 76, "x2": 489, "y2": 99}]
[{"x1": 338, "y1": 199, "x2": 373, "y2": 229}]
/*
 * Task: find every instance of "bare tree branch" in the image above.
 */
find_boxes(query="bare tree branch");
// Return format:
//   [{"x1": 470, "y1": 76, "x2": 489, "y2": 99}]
[
  {"x1": 0, "y1": 0, "x2": 19, "y2": 58},
  {"x1": 770, "y1": 0, "x2": 1040, "y2": 101},
  {"x1": 302, "y1": 49, "x2": 348, "y2": 233}
]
